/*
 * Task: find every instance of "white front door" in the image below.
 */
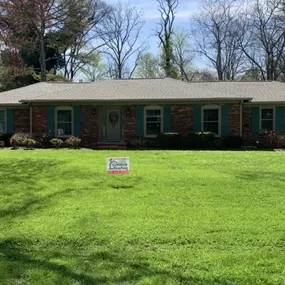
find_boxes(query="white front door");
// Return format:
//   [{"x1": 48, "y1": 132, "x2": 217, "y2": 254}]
[{"x1": 105, "y1": 108, "x2": 122, "y2": 141}]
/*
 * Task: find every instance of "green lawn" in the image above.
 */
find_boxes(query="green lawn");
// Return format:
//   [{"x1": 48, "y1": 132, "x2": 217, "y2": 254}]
[{"x1": 1, "y1": 150, "x2": 285, "y2": 285}]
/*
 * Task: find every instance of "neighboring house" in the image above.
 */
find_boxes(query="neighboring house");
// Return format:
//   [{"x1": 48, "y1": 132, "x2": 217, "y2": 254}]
[{"x1": 0, "y1": 78, "x2": 284, "y2": 148}]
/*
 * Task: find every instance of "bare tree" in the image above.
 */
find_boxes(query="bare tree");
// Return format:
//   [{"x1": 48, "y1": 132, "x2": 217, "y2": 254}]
[
  {"x1": 239, "y1": 0, "x2": 285, "y2": 81},
  {"x1": 99, "y1": 2, "x2": 146, "y2": 79},
  {"x1": 192, "y1": 0, "x2": 245, "y2": 81},
  {"x1": 80, "y1": 53, "x2": 108, "y2": 81},
  {"x1": 157, "y1": 0, "x2": 179, "y2": 78},
  {"x1": 59, "y1": 0, "x2": 112, "y2": 80},
  {"x1": 134, "y1": 52, "x2": 163, "y2": 78},
  {"x1": 172, "y1": 29, "x2": 194, "y2": 81}
]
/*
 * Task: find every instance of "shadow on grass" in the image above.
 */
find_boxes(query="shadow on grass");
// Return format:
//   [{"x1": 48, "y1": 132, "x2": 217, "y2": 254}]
[
  {"x1": 235, "y1": 170, "x2": 285, "y2": 182},
  {"x1": 0, "y1": 158, "x2": 105, "y2": 219},
  {"x1": 0, "y1": 238, "x2": 252, "y2": 285}
]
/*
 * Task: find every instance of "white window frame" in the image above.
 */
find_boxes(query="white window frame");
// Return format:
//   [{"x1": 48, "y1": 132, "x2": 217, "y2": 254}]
[
  {"x1": 202, "y1": 105, "x2": 221, "y2": 137},
  {"x1": 0, "y1": 109, "x2": 7, "y2": 134},
  {"x1": 55, "y1": 107, "x2": 73, "y2": 138},
  {"x1": 260, "y1": 107, "x2": 275, "y2": 132},
  {"x1": 144, "y1": 106, "x2": 163, "y2": 138}
]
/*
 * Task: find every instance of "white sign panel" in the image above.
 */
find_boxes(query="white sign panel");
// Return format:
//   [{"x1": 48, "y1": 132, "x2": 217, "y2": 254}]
[{"x1": 107, "y1": 157, "x2": 130, "y2": 175}]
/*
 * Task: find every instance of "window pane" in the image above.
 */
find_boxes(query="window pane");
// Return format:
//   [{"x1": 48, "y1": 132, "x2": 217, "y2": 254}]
[
  {"x1": 146, "y1": 109, "x2": 161, "y2": 116},
  {"x1": 261, "y1": 109, "x2": 273, "y2": 120},
  {"x1": 261, "y1": 120, "x2": 273, "y2": 131},
  {"x1": 58, "y1": 110, "x2": 72, "y2": 122},
  {"x1": 0, "y1": 111, "x2": 5, "y2": 121},
  {"x1": 146, "y1": 122, "x2": 161, "y2": 135},
  {"x1": 204, "y1": 109, "x2": 219, "y2": 121},
  {"x1": 146, "y1": 117, "x2": 161, "y2": 122},
  {"x1": 0, "y1": 121, "x2": 5, "y2": 133},
  {"x1": 57, "y1": 123, "x2": 72, "y2": 136},
  {"x1": 204, "y1": 122, "x2": 219, "y2": 134}
]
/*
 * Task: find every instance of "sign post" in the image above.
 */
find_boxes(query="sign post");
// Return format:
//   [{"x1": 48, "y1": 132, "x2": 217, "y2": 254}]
[{"x1": 107, "y1": 157, "x2": 130, "y2": 175}]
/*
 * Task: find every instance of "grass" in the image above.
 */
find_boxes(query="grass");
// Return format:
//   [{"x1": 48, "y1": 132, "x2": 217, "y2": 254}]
[{"x1": 1, "y1": 150, "x2": 285, "y2": 285}]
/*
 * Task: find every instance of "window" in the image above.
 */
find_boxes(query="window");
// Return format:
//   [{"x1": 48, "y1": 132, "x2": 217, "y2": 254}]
[
  {"x1": 144, "y1": 106, "x2": 163, "y2": 137},
  {"x1": 0, "y1": 109, "x2": 6, "y2": 134},
  {"x1": 202, "y1": 106, "x2": 220, "y2": 136},
  {"x1": 56, "y1": 107, "x2": 73, "y2": 137},
  {"x1": 261, "y1": 108, "x2": 274, "y2": 131}
]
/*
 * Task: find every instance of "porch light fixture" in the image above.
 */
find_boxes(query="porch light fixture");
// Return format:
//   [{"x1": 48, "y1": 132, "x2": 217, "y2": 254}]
[
  {"x1": 125, "y1": 107, "x2": 131, "y2": 116},
  {"x1": 92, "y1": 108, "x2": 96, "y2": 115}
]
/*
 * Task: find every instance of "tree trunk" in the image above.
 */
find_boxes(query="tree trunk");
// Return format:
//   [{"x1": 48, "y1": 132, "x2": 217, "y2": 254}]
[{"x1": 39, "y1": 30, "x2": 47, "y2": 82}]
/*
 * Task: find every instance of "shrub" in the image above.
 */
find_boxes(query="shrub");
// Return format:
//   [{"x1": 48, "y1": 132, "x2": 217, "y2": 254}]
[
  {"x1": 37, "y1": 132, "x2": 53, "y2": 148},
  {"x1": 188, "y1": 132, "x2": 216, "y2": 149},
  {"x1": 158, "y1": 133, "x2": 182, "y2": 149},
  {"x1": 65, "y1": 136, "x2": 81, "y2": 148},
  {"x1": 10, "y1": 132, "x2": 31, "y2": 148},
  {"x1": 223, "y1": 136, "x2": 243, "y2": 149},
  {"x1": 50, "y1": 138, "x2": 63, "y2": 148},
  {"x1": 129, "y1": 137, "x2": 147, "y2": 149},
  {"x1": 263, "y1": 131, "x2": 285, "y2": 148},
  {"x1": 23, "y1": 138, "x2": 37, "y2": 149},
  {"x1": 0, "y1": 141, "x2": 4, "y2": 148},
  {"x1": 0, "y1": 133, "x2": 13, "y2": 147}
]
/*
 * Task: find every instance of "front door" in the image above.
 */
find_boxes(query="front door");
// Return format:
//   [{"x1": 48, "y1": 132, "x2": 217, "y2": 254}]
[{"x1": 105, "y1": 108, "x2": 122, "y2": 141}]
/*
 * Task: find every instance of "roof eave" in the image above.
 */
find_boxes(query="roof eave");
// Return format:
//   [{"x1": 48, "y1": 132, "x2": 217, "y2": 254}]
[{"x1": 20, "y1": 97, "x2": 252, "y2": 103}]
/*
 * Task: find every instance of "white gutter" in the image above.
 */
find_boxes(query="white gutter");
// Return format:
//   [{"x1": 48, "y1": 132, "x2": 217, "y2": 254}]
[
  {"x1": 240, "y1": 101, "x2": 243, "y2": 137},
  {"x1": 30, "y1": 105, "x2": 33, "y2": 134}
]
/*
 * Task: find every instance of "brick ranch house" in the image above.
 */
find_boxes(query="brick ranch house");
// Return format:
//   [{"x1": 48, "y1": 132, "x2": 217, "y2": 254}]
[{"x1": 0, "y1": 78, "x2": 284, "y2": 148}]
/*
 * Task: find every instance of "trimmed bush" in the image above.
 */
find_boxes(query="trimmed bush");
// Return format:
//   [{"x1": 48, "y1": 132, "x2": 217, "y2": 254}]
[
  {"x1": 50, "y1": 138, "x2": 63, "y2": 148},
  {"x1": 188, "y1": 132, "x2": 216, "y2": 149},
  {"x1": 23, "y1": 138, "x2": 37, "y2": 149},
  {"x1": 128, "y1": 137, "x2": 147, "y2": 149},
  {"x1": 223, "y1": 136, "x2": 243, "y2": 149},
  {"x1": 37, "y1": 132, "x2": 53, "y2": 148},
  {"x1": 66, "y1": 136, "x2": 81, "y2": 149},
  {"x1": 10, "y1": 132, "x2": 31, "y2": 148},
  {"x1": 158, "y1": 133, "x2": 182, "y2": 149},
  {"x1": 0, "y1": 133, "x2": 13, "y2": 147}
]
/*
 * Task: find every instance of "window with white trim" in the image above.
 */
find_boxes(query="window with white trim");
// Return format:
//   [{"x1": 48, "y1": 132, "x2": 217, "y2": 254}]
[
  {"x1": 261, "y1": 108, "x2": 274, "y2": 131},
  {"x1": 56, "y1": 107, "x2": 73, "y2": 137},
  {"x1": 144, "y1": 106, "x2": 163, "y2": 137},
  {"x1": 0, "y1": 109, "x2": 6, "y2": 134},
  {"x1": 202, "y1": 106, "x2": 220, "y2": 136}
]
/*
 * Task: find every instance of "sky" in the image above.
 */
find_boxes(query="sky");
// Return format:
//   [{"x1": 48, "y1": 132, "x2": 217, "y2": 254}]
[{"x1": 104, "y1": 0, "x2": 208, "y2": 70}]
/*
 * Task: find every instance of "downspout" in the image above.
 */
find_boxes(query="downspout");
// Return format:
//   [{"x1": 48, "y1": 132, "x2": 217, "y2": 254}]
[
  {"x1": 30, "y1": 105, "x2": 33, "y2": 135},
  {"x1": 240, "y1": 100, "x2": 243, "y2": 138}
]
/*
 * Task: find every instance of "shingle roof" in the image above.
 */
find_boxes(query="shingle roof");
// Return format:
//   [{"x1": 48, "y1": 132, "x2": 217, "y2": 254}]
[
  {"x1": 0, "y1": 82, "x2": 86, "y2": 105},
  {"x1": 191, "y1": 81, "x2": 285, "y2": 103},
  {"x1": 0, "y1": 78, "x2": 285, "y2": 105}
]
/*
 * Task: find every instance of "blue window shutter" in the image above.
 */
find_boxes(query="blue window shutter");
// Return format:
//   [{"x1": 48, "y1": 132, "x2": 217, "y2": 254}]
[
  {"x1": 276, "y1": 107, "x2": 284, "y2": 133},
  {"x1": 221, "y1": 104, "x2": 230, "y2": 136},
  {"x1": 252, "y1": 107, "x2": 260, "y2": 134},
  {"x1": 7, "y1": 109, "x2": 14, "y2": 134},
  {"x1": 47, "y1": 106, "x2": 55, "y2": 136},
  {"x1": 136, "y1": 105, "x2": 144, "y2": 137},
  {"x1": 194, "y1": 104, "x2": 201, "y2": 133},
  {"x1": 163, "y1": 105, "x2": 171, "y2": 132},
  {"x1": 73, "y1": 106, "x2": 81, "y2": 137}
]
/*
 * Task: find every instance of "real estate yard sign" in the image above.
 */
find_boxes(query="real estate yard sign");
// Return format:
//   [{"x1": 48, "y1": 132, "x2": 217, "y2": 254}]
[{"x1": 107, "y1": 158, "x2": 130, "y2": 175}]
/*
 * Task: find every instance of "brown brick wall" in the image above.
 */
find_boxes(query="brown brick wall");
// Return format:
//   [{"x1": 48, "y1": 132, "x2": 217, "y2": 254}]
[
  {"x1": 14, "y1": 109, "x2": 30, "y2": 133},
  {"x1": 81, "y1": 105, "x2": 99, "y2": 146},
  {"x1": 32, "y1": 106, "x2": 47, "y2": 136},
  {"x1": 229, "y1": 104, "x2": 240, "y2": 136},
  {"x1": 171, "y1": 105, "x2": 194, "y2": 135},
  {"x1": 124, "y1": 105, "x2": 136, "y2": 140}
]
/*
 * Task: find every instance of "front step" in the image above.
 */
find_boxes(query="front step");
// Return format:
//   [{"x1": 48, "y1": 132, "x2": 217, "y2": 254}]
[{"x1": 92, "y1": 142, "x2": 127, "y2": 150}]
